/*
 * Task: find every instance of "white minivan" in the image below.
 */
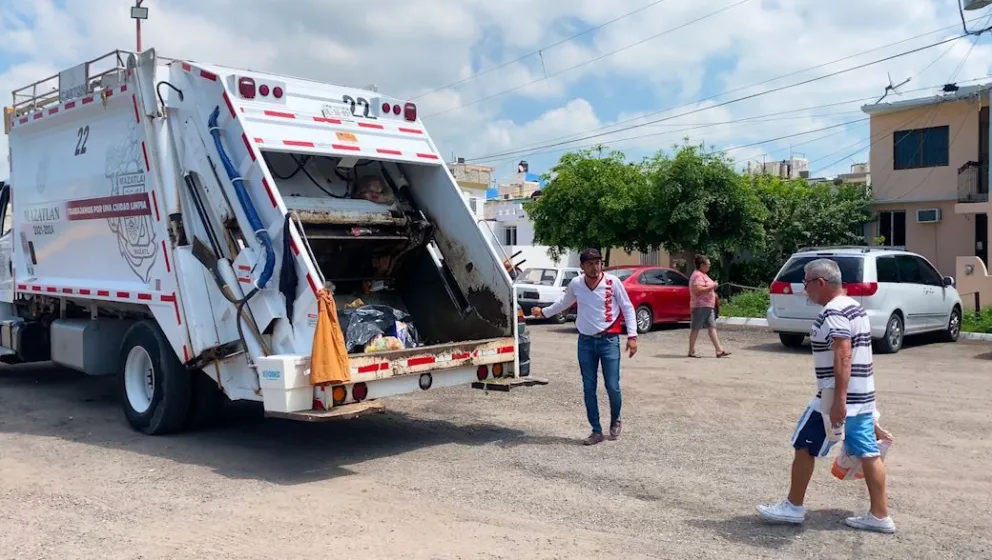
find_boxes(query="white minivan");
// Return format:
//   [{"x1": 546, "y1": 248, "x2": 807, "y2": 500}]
[{"x1": 766, "y1": 247, "x2": 963, "y2": 353}]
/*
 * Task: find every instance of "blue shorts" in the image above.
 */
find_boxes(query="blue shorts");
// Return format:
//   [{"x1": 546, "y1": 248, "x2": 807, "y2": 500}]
[{"x1": 791, "y1": 406, "x2": 880, "y2": 459}]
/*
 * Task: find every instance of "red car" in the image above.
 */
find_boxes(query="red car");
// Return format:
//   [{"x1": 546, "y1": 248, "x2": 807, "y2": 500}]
[{"x1": 607, "y1": 266, "x2": 694, "y2": 334}]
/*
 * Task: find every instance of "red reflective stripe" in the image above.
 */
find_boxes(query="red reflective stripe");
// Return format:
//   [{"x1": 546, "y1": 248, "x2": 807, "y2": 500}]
[
  {"x1": 399, "y1": 127, "x2": 422, "y2": 134},
  {"x1": 182, "y1": 62, "x2": 191, "y2": 72},
  {"x1": 138, "y1": 293, "x2": 152, "y2": 301},
  {"x1": 141, "y1": 142, "x2": 150, "y2": 171},
  {"x1": 314, "y1": 117, "x2": 341, "y2": 124},
  {"x1": 80, "y1": 97, "x2": 92, "y2": 105},
  {"x1": 18, "y1": 118, "x2": 27, "y2": 124},
  {"x1": 32, "y1": 112, "x2": 42, "y2": 120},
  {"x1": 406, "y1": 356, "x2": 435, "y2": 367},
  {"x1": 306, "y1": 274, "x2": 318, "y2": 294},
  {"x1": 376, "y1": 148, "x2": 401, "y2": 155},
  {"x1": 223, "y1": 92, "x2": 237, "y2": 118},
  {"x1": 105, "y1": 89, "x2": 114, "y2": 98},
  {"x1": 79, "y1": 289, "x2": 91, "y2": 295},
  {"x1": 242, "y1": 134, "x2": 256, "y2": 161},
  {"x1": 497, "y1": 346, "x2": 514, "y2": 354},
  {"x1": 97, "y1": 290, "x2": 109, "y2": 297},
  {"x1": 162, "y1": 241, "x2": 171, "y2": 272},
  {"x1": 151, "y1": 191, "x2": 161, "y2": 221},
  {"x1": 31, "y1": 286, "x2": 41, "y2": 292},
  {"x1": 183, "y1": 345, "x2": 191, "y2": 362},
  {"x1": 48, "y1": 107, "x2": 58, "y2": 115},
  {"x1": 62, "y1": 288, "x2": 73, "y2": 294},
  {"x1": 416, "y1": 153, "x2": 439, "y2": 160},
  {"x1": 453, "y1": 352, "x2": 471, "y2": 360},
  {"x1": 284, "y1": 140, "x2": 315, "y2": 147},
  {"x1": 357, "y1": 363, "x2": 387, "y2": 374},
  {"x1": 16, "y1": 284, "x2": 26, "y2": 290},
  {"x1": 262, "y1": 177, "x2": 277, "y2": 207},
  {"x1": 264, "y1": 110, "x2": 295, "y2": 119},
  {"x1": 132, "y1": 94, "x2": 141, "y2": 123},
  {"x1": 254, "y1": 137, "x2": 264, "y2": 144},
  {"x1": 289, "y1": 237, "x2": 300, "y2": 255},
  {"x1": 332, "y1": 144, "x2": 361, "y2": 151},
  {"x1": 357, "y1": 122, "x2": 384, "y2": 130},
  {"x1": 237, "y1": 265, "x2": 251, "y2": 271},
  {"x1": 116, "y1": 291, "x2": 130, "y2": 298},
  {"x1": 121, "y1": 84, "x2": 128, "y2": 93},
  {"x1": 200, "y1": 70, "x2": 218, "y2": 81},
  {"x1": 66, "y1": 101, "x2": 76, "y2": 109},
  {"x1": 45, "y1": 287, "x2": 56, "y2": 293}
]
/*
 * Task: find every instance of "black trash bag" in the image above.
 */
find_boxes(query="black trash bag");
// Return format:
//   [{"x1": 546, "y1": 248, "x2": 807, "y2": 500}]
[{"x1": 337, "y1": 304, "x2": 421, "y2": 353}]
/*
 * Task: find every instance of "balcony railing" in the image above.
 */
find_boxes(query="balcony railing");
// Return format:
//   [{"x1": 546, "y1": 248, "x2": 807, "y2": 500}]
[{"x1": 957, "y1": 161, "x2": 989, "y2": 203}]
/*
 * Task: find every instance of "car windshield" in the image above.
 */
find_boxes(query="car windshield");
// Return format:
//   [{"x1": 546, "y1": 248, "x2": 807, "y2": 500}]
[
  {"x1": 775, "y1": 255, "x2": 864, "y2": 284},
  {"x1": 517, "y1": 268, "x2": 558, "y2": 286},
  {"x1": 610, "y1": 268, "x2": 637, "y2": 281}
]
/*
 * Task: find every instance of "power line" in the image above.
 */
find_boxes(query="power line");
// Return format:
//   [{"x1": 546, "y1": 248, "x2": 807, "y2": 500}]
[
  {"x1": 448, "y1": 17, "x2": 983, "y2": 161},
  {"x1": 408, "y1": 0, "x2": 672, "y2": 101},
  {"x1": 465, "y1": 33, "x2": 970, "y2": 164},
  {"x1": 425, "y1": 0, "x2": 754, "y2": 118}
]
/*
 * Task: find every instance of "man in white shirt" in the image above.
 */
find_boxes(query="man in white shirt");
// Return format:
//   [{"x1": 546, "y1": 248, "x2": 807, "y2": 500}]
[
  {"x1": 533, "y1": 248, "x2": 638, "y2": 445},
  {"x1": 756, "y1": 258, "x2": 895, "y2": 534}
]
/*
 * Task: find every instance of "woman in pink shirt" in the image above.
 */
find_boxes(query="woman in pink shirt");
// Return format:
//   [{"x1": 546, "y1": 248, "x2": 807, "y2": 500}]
[{"x1": 688, "y1": 255, "x2": 730, "y2": 358}]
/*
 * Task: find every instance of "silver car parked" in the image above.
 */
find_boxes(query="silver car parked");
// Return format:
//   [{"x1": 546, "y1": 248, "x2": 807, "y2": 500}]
[{"x1": 766, "y1": 246, "x2": 963, "y2": 353}]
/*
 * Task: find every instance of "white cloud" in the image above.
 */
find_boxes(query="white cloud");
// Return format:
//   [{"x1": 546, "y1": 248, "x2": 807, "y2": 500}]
[{"x1": 2, "y1": 0, "x2": 992, "y2": 185}]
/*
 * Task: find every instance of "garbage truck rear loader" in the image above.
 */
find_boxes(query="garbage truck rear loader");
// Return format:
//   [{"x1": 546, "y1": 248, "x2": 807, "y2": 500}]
[{"x1": 0, "y1": 49, "x2": 545, "y2": 434}]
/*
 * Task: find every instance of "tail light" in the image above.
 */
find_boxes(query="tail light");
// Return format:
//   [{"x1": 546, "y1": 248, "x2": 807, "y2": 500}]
[
  {"x1": 258, "y1": 84, "x2": 270, "y2": 97},
  {"x1": 770, "y1": 281, "x2": 792, "y2": 295},
  {"x1": 404, "y1": 102, "x2": 417, "y2": 121},
  {"x1": 392, "y1": 104, "x2": 401, "y2": 115},
  {"x1": 476, "y1": 365, "x2": 489, "y2": 381},
  {"x1": 238, "y1": 77, "x2": 256, "y2": 99},
  {"x1": 382, "y1": 102, "x2": 390, "y2": 113},
  {"x1": 352, "y1": 382, "x2": 368, "y2": 401},
  {"x1": 492, "y1": 364, "x2": 504, "y2": 378},
  {"x1": 844, "y1": 282, "x2": 878, "y2": 296},
  {"x1": 272, "y1": 86, "x2": 284, "y2": 99},
  {"x1": 331, "y1": 385, "x2": 347, "y2": 405}
]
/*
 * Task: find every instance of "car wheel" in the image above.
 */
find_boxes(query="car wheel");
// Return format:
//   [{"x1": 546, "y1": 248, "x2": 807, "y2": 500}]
[
  {"x1": 940, "y1": 306, "x2": 961, "y2": 343},
  {"x1": 551, "y1": 312, "x2": 568, "y2": 324},
  {"x1": 635, "y1": 305, "x2": 653, "y2": 334},
  {"x1": 874, "y1": 313, "x2": 904, "y2": 354},
  {"x1": 779, "y1": 333, "x2": 805, "y2": 348}
]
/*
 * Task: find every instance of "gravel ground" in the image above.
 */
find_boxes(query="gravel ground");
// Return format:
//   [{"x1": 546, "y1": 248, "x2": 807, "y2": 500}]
[{"x1": 1, "y1": 324, "x2": 990, "y2": 559}]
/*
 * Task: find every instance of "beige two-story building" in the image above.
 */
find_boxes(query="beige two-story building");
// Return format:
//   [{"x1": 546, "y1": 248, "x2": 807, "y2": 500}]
[{"x1": 862, "y1": 84, "x2": 990, "y2": 289}]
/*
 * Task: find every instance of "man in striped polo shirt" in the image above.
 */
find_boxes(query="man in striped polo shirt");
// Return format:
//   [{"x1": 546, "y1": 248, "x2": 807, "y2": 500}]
[{"x1": 757, "y1": 258, "x2": 895, "y2": 534}]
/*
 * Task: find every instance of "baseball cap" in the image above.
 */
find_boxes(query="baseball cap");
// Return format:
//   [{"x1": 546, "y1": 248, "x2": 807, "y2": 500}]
[{"x1": 579, "y1": 248, "x2": 603, "y2": 263}]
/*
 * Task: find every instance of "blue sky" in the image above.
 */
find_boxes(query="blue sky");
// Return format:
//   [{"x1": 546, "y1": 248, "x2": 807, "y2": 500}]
[{"x1": 2, "y1": 0, "x2": 992, "y2": 184}]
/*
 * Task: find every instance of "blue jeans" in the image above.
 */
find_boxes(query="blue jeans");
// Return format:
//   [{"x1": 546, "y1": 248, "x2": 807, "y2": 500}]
[{"x1": 577, "y1": 334, "x2": 622, "y2": 434}]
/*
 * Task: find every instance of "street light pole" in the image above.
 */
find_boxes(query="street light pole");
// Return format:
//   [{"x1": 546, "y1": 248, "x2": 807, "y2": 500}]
[{"x1": 131, "y1": 1, "x2": 149, "y2": 53}]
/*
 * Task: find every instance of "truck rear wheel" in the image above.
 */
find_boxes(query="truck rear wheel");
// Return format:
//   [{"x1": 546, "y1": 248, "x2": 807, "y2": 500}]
[{"x1": 119, "y1": 320, "x2": 192, "y2": 435}]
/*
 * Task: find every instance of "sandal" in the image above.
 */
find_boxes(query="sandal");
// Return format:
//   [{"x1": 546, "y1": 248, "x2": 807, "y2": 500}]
[
  {"x1": 716, "y1": 351, "x2": 732, "y2": 358},
  {"x1": 688, "y1": 352, "x2": 702, "y2": 358}
]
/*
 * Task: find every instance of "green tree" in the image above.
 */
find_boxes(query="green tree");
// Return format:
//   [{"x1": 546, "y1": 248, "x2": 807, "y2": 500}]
[
  {"x1": 640, "y1": 142, "x2": 768, "y2": 276},
  {"x1": 526, "y1": 146, "x2": 649, "y2": 263},
  {"x1": 731, "y1": 175, "x2": 875, "y2": 286}
]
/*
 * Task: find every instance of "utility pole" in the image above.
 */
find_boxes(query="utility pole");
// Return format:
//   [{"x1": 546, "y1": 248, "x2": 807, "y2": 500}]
[{"x1": 131, "y1": 1, "x2": 149, "y2": 53}]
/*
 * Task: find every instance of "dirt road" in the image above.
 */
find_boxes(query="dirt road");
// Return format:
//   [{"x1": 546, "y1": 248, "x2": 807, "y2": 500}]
[{"x1": 1, "y1": 325, "x2": 990, "y2": 559}]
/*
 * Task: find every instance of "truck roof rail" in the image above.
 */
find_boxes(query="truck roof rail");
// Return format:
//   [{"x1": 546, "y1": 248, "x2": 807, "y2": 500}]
[{"x1": 8, "y1": 49, "x2": 179, "y2": 119}]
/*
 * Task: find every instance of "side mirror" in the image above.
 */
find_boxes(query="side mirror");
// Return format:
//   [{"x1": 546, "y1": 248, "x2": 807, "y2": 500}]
[{"x1": 943, "y1": 276, "x2": 955, "y2": 287}]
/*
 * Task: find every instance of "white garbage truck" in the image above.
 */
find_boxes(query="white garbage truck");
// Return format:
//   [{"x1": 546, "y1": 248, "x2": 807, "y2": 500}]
[{"x1": 1, "y1": 49, "x2": 544, "y2": 435}]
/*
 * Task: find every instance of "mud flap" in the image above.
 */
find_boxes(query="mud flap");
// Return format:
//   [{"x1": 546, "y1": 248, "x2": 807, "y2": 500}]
[{"x1": 471, "y1": 376, "x2": 549, "y2": 392}]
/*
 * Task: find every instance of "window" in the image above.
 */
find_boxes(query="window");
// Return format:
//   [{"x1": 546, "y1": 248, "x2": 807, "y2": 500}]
[
  {"x1": 663, "y1": 270, "x2": 690, "y2": 286},
  {"x1": 560, "y1": 270, "x2": 580, "y2": 285},
  {"x1": 638, "y1": 270, "x2": 667, "y2": 285},
  {"x1": 503, "y1": 225, "x2": 517, "y2": 246},
  {"x1": 875, "y1": 256, "x2": 899, "y2": 283},
  {"x1": 775, "y1": 256, "x2": 864, "y2": 283},
  {"x1": 894, "y1": 255, "x2": 924, "y2": 284},
  {"x1": 878, "y1": 211, "x2": 906, "y2": 247},
  {"x1": 893, "y1": 125, "x2": 949, "y2": 170},
  {"x1": 913, "y1": 256, "x2": 944, "y2": 286},
  {"x1": 517, "y1": 268, "x2": 557, "y2": 286},
  {"x1": 612, "y1": 268, "x2": 637, "y2": 281}
]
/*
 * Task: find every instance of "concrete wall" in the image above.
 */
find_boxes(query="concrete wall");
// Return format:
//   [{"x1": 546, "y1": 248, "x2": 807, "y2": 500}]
[
  {"x1": 956, "y1": 256, "x2": 992, "y2": 312},
  {"x1": 873, "y1": 200, "x2": 975, "y2": 276},
  {"x1": 870, "y1": 99, "x2": 982, "y2": 203}
]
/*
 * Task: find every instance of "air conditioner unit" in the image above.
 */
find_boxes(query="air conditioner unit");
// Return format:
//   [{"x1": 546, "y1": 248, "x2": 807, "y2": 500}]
[{"x1": 916, "y1": 208, "x2": 942, "y2": 223}]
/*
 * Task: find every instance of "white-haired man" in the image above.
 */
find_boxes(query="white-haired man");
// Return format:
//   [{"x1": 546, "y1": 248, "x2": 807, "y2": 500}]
[{"x1": 757, "y1": 258, "x2": 895, "y2": 534}]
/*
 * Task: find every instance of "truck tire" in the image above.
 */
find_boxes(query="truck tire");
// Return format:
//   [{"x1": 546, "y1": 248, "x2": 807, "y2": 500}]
[
  {"x1": 118, "y1": 320, "x2": 192, "y2": 435},
  {"x1": 183, "y1": 370, "x2": 226, "y2": 431}
]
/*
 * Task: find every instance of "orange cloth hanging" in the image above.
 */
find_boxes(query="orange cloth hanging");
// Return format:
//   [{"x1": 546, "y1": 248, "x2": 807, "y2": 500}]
[{"x1": 310, "y1": 288, "x2": 352, "y2": 385}]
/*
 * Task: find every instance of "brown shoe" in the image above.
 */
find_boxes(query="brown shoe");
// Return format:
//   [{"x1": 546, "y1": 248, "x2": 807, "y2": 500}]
[
  {"x1": 609, "y1": 420, "x2": 622, "y2": 440},
  {"x1": 583, "y1": 432, "x2": 605, "y2": 446}
]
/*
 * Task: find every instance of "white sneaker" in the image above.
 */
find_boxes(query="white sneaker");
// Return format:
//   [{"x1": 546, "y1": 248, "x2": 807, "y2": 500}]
[
  {"x1": 845, "y1": 512, "x2": 896, "y2": 534},
  {"x1": 756, "y1": 499, "x2": 807, "y2": 524}
]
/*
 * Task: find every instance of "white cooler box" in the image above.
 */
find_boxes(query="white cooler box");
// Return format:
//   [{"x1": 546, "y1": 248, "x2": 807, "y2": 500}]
[{"x1": 256, "y1": 355, "x2": 312, "y2": 412}]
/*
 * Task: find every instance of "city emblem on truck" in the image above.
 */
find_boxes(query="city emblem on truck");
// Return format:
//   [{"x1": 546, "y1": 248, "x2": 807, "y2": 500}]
[{"x1": 102, "y1": 122, "x2": 158, "y2": 282}]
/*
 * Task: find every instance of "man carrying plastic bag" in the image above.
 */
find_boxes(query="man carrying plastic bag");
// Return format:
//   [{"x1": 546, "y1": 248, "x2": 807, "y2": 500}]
[{"x1": 755, "y1": 258, "x2": 896, "y2": 534}]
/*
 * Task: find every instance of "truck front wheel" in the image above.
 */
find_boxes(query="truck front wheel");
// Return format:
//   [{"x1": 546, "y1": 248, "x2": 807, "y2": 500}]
[{"x1": 119, "y1": 320, "x2": 192, "y2": 435}]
